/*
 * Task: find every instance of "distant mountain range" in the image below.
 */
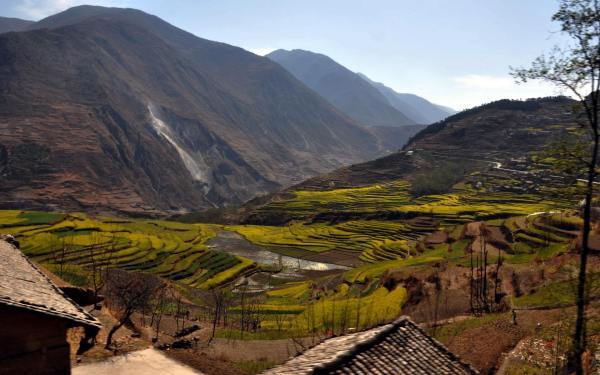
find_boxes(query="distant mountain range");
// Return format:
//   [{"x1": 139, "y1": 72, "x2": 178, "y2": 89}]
[
  {"x1": 0, "y1": 6, "x2": 385, "y2": 214},
  {"x1": 267, "y1": 49, "x2": 455, "y2": 126},
  {"x1": 267, "y1": 49, "x2": 414, "y2": 127},
  {"x1": 357, "y1": 73, "x2": 457, "y2": 125},
  {"x1": 0, "y1": 16, "x2": 33, "y2": 33}
]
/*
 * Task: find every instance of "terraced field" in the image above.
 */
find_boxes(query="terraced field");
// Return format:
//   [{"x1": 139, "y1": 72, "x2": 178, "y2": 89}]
[
  {"x1": 247, "y1": 180, "x2": 572, "y2": 225},
  {"x1": 220, "y1": 211, "x2": 586, "y2": 339},
  {"x1": 220, "y1": 278, "x2": 408, "y2": 339},
  {"x1": 0, "y1": 210, "x2": 256, "y2": 289},
  {"x1": 234, "y1": 179, "x2": 574, "y2": 264},
  {"x1": 0, "y1": 189, "x2": 584, "y2": 342},
  {"x1": 229, "y1": 218, "x2": 432, "y2": 263},
  {"x1": 341, "y1": 213, "x2": 580, "y2": 285}
]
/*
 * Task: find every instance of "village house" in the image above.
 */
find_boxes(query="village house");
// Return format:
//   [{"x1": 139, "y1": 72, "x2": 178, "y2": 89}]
[
  {"x1": 264, "y1": 316, "x2": 479, "y2": 374},
  {"x1": 0, "y1": 237, "x2": 101, "y2": 375}
]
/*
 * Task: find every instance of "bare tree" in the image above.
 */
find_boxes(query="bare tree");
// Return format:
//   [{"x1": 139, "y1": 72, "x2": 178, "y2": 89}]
[
  {"x1": 469, "y1": 224, "x2": 493, "y2": 315},
  {"x1": 87, "y1": 233, "x2": 102, "y2": 309},
  {"x1": 174, "y1": 293, "x2": 185, "y2": 333},
  {"x1": 274, "y1": 312, "x2": 287, "y2": 333},
  {"x1": 481, "y1": 224, "x2": 490, "y2": 312},
  {"x1": 340, "y1": 294, "x2": 351, "y2": 334},
  {"x1": 207, "y1": 287, "x2": 231, "y2": 344},
  {"x1": 239, "y1": 281, "x2": 248, "y2": 339},
  {"x1": 151, "y1": 284, "x2": 170, "y2": 342},
  {"x1": 493, "y1": 243, "x2": 503, "y2": 306},
  {"x1": 431, "y1": 263, "x2": 444, "y2": 336},
  {"x1": 103, "y1": 269, "x2": 161, "y2": 349},
  {"x1": 307, "y1": 299, "x2": 317, "y2": 343},
  {"x1": 87, "y1": 233, "x2": 118, "y2": 309},
  {"x1": 55, "y1": 236, "x2": 72, "y2": 279},
  {"x1": 469, "y1": 241, "x2": 475, "y2": 313},
  {"x1": 354, "y1": 293, "x2": 363, "y2": 332},
  {"x1": 511, "y1": 2, "x2": 600, "y2": 371}
]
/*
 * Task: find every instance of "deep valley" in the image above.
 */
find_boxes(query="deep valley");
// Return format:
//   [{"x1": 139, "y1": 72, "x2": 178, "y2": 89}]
[{"x1": 1, "y1": 3, "x2": 599, "y2": 375}]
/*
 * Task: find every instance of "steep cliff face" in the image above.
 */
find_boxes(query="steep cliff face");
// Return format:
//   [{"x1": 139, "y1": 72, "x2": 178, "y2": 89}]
[{"x1": 0, "y1": 6, "x2": 380, "y2": 214}]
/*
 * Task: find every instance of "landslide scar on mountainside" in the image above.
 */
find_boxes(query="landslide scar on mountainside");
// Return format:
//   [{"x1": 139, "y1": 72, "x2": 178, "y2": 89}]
[{"x1": 147, "y1": 104, "x2": 211, "y2": 188}]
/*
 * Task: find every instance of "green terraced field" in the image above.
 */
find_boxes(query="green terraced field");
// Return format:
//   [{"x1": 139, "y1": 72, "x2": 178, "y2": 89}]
[
  {"x1": 250, "y1": 180, "x2": 572, "y2": 226},
  {"x1": 219, "y1": 210, "x2": 582, "y2": 339},
  {"x1": 0, "y1": 197, "x2": 583, "y2": 341},
  {"x1": 261, "y1": 180, "x2": 413, "y2": 217},
  {"x1": 219, "y1": 280, "x2": 408, "y2": 339},
  {"x1": 233, "y1": 180, "x2": 574, "y2": 264},
  {"x1": 229, "y1": 219, "x2": 430, "y2": 262},
  {"x1": 0, "y1": 210, "x2": 256, "y2": 289}
]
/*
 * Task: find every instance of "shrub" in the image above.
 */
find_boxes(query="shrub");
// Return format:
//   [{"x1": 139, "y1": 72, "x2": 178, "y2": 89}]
[{"x1": 410, "y1": 162, "x2": 473, "y2": 197}]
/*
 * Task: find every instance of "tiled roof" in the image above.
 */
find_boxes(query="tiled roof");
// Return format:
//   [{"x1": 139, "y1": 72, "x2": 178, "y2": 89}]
[
  {"x1": 0, "y1": 239, "x2": 101, "y2": 329},
  {"x1": 264, "y1": 316, "x2": 478, "y2": 374}
]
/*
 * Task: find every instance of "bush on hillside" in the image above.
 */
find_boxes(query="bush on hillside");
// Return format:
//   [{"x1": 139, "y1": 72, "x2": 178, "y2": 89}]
[{"x1": 410, "y1": 162, "x2": 471, "y2": 197}]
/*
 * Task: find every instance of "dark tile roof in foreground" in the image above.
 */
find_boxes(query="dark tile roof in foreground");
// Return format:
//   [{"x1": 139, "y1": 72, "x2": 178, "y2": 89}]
[
  {"x1": 264, "y1": 316, "x2": 478, "y2": 374},
  {"x1": 0, "y1": 239, "x2": 101, "y2": 329}
]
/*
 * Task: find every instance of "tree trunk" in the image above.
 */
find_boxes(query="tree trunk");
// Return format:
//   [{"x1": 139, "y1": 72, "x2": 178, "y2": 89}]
[
  {"x1": 573, "y1": 149, "x2": 596, "y2": 373},
  {"x1": 105, "y1": 316, "x2": 128, "y2": 349},
  {"x1": 154, "y1": 311, "x2": 163, "y2": 341},
  {"x1": 494, "y1": 246, "x2": 501, "y2": 305},
  {"x1": 209, "y1": 300, "x2": 220, "y2": 344},
  {"x1": 470, "y1": 243, "x2": 474, "y2": 314}
]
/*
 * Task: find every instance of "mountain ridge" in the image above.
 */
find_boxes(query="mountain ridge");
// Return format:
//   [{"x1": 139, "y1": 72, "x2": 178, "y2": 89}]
[
  {"x1": 0, "y1": 6, "x2": 382, "y2": 215},
  {"x1": 0, "y1": 16, "x2": 33, "y2": 33},
  {"x1": 296, "y1": 96, "x2": 576, "y2": 191},
  {"x1": 357, "y1": 73, "x2": 456, "y2": 124},
  {"x1": 267, "y1": 48, "x2": 455, "y2": 126},
  {"x1": 267, "y1": 48, "x2": 415, "y2": 127}
]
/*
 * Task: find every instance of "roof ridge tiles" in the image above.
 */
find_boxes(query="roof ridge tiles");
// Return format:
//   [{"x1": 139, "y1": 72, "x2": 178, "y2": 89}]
[
  {"x1": 312, "y1": 318, "x2": 405, "y2": 374},
  {"x1": 263, "y1": 315, "x2": 480, "y2": 374}
]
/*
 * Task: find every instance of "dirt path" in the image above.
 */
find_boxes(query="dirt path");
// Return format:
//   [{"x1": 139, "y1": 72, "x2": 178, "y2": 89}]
[{"x1": 73, "y1": 348, "x2": 202, "y2": 374}]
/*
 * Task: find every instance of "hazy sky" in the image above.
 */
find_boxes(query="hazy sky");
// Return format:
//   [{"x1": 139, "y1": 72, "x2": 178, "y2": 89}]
[{"x1": 2, "y1": 0, "x2": 571, "y2": 110}]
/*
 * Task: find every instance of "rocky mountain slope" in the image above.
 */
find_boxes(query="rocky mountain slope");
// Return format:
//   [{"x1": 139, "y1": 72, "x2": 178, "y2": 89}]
[
  {"x1": 267, "y1": 49, "x2": 415, "y2": 127},
  {"x1": 358, "y1": 73, "x2": 455, "y2": 124},
  {"x1": 0, "y1": 6, "x2": 382, "y2": 215},
  {"x1": 257, "y1": 96, "x2": 578, "y2": 192},
  {"x1": 0, "y1": 16, "x2": 33, "y2": 33}
]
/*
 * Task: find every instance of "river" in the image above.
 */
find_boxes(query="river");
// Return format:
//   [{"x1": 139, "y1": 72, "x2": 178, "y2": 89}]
[{"x1": 206, "y1": 230, "x2": 348, "y2": 271}]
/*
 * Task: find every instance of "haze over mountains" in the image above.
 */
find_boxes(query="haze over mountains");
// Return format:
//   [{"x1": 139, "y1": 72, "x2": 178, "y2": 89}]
[
  {"x1": 0, "y1": 6, "x2": 391, "y2": 214},
  {"x1": 267, "y1": 49, "x2": 455, "y2": 126}
]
